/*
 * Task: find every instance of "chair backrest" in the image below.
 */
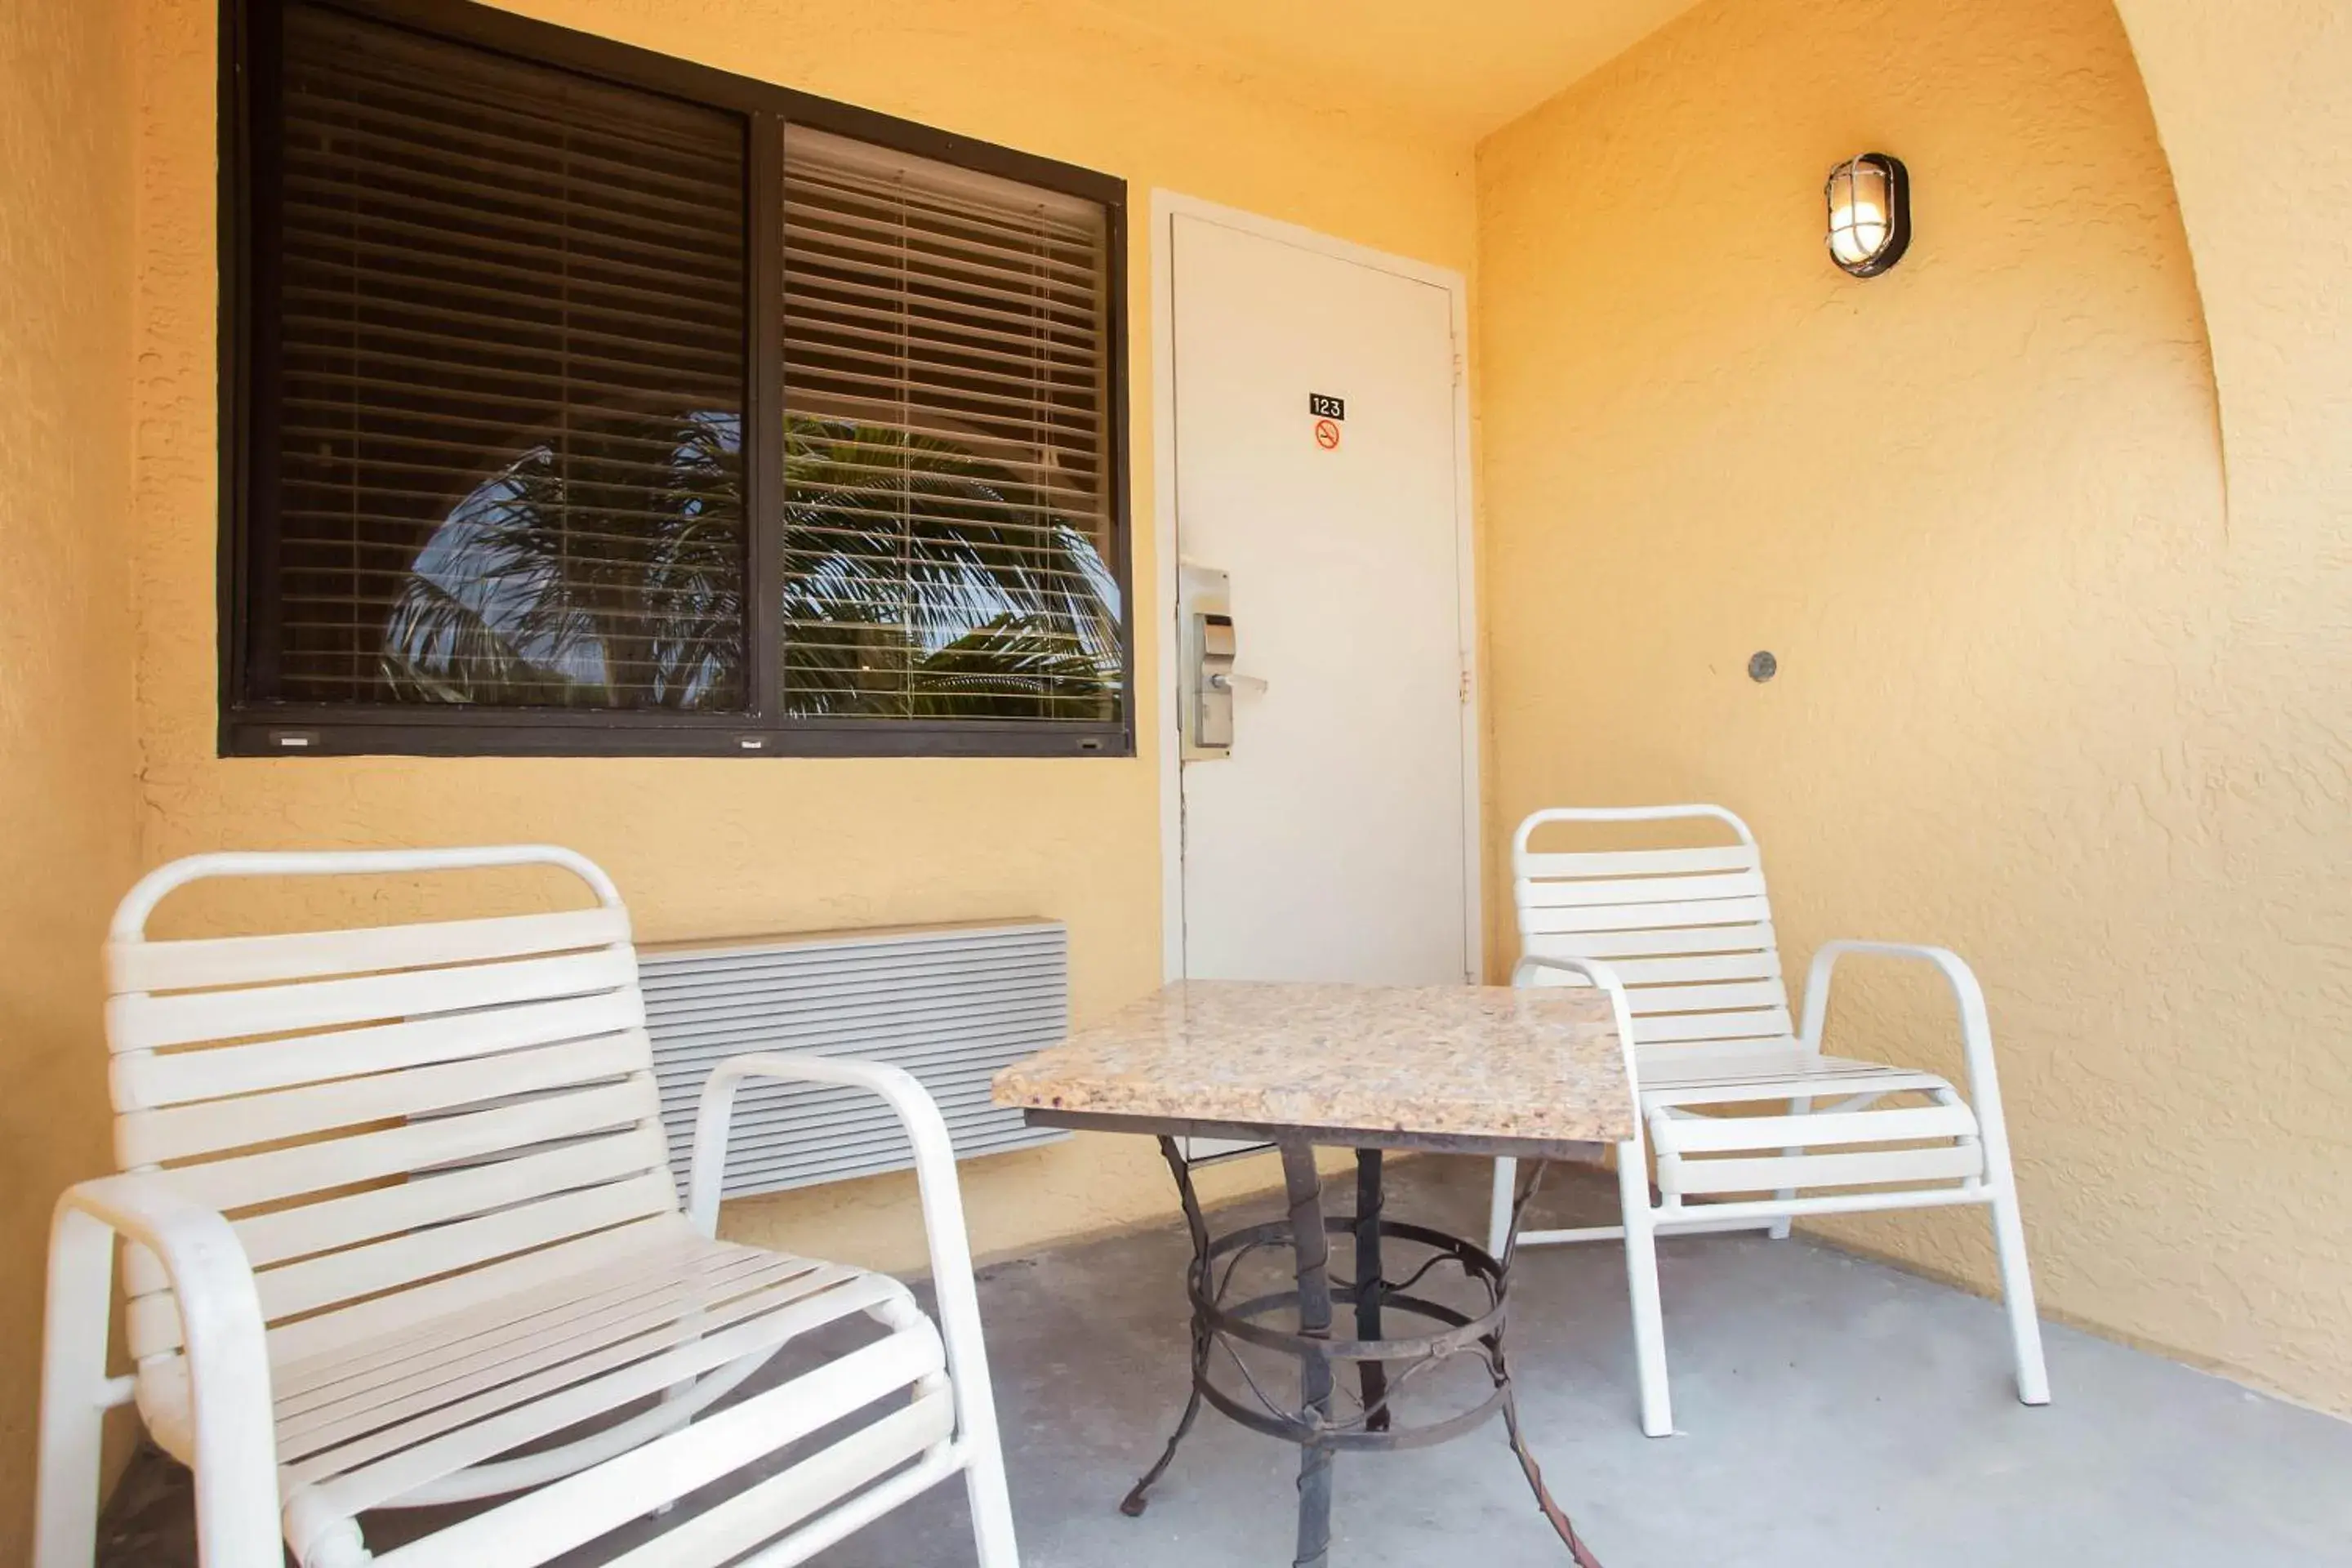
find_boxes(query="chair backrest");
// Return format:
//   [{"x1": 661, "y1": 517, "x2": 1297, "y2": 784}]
[
  {"x1": 1512, "y1": 805, "x2": 1794, "y2": 1052},
  {"x1": 104, "y1": 846, "x2": 675, "y2": 1370}
]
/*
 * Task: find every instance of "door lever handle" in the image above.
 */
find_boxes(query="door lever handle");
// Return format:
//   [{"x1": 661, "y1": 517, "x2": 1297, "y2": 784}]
[{"x1": 1209, "y1": 672, "x2": 1268, "y2": 694}]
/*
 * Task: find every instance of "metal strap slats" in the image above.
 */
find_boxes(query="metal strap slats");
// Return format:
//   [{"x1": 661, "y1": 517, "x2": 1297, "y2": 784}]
[{"x1": 639, "y1": 920, "x2": 1069, "y2": 1200}]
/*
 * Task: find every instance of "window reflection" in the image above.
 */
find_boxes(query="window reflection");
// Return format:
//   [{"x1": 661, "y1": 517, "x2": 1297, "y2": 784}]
[
  {"x1": 378, "y1": 411, "x2": 1120, "y2": 719},
  {"x1": 379, "y1": 409, "x2": 746, "y2": 708},
  {"x1": 780, "y1": 416, "x2": 1121, "y2": 720}
]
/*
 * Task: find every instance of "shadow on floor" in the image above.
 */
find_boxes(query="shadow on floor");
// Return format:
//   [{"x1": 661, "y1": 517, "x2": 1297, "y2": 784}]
[{"x1": 101, "y1": 1156, "x2": 2352, "y2": 1566}]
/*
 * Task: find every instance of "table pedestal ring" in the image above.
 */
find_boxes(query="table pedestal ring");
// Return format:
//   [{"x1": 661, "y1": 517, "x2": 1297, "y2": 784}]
[{"x1": 1120, "y1": 1138, "x2": 1604, "y2": 1568}]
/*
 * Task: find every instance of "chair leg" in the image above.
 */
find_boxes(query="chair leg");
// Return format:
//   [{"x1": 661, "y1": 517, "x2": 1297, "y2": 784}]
[
  {"x1": 1768, "y1": 1094, "x2": 1813, "y2": 1241},
  {"x1": 925, "y1": 1244, "x2": 1018, "y2": 1566},
  {"x1": 1615, "y1": 1145, "x2": 1673, "y2": 1437},
  {"x1": 1988, "y1": 1178, "x2": 2051, "y2": 1406},
  {"x1": 35, "y1": 1209, "x2": 114, "y2": 1568},
  {"x1": 961, "y1": 1422, "x2": 1021, "y2": 1568},
  {"x1": 1487, "y1": 1156, "x2": 1518, "y2": 1259}
]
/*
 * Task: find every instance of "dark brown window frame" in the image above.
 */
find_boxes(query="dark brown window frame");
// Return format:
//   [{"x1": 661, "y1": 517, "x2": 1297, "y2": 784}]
[{"x1": 218, "y1": 0, "x2": 1134, "y2": 759}]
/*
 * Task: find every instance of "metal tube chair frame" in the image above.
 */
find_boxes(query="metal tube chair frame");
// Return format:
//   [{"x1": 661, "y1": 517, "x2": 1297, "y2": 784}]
[
  {"x1": 1487, "y1": 806, "x2": 2049, "y2": 1437},
  {"x1": 36, "y1": 845, "x2": 1019, "y2": 1568}
]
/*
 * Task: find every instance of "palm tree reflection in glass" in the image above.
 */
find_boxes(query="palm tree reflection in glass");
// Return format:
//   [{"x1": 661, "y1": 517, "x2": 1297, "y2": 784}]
[{"x1": 380, "y1": 411, "x2": 1122, "y2": 722}]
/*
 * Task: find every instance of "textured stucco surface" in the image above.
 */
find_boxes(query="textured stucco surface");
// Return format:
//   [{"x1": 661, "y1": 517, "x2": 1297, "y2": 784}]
[
  {"x1": 2094, "y1": 0, "x2": 2352, "y2": 1412},
  {"x1": 127, "y1": 0, "x2": 1477, "y2": 1303},
  {"x1": 1062, "y1": 0, "x2": 1711, "y2": 144},
  {"x1": 1477, "y1": 0, "x2": 2352, "y2": 1414},
  {"x1": 0, "y1": 0, "x2": 142, "y2": 1555}
]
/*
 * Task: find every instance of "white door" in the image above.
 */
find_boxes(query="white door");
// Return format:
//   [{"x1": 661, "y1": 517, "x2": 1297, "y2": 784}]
[{"x1": 1168, "y1": 210, "x2": 1473, "y2": 1000}]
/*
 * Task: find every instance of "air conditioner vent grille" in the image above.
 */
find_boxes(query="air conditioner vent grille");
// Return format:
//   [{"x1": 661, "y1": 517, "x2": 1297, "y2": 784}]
[{"x1": 641, "y1": 920, "x2": 1068, "y2": 1199}]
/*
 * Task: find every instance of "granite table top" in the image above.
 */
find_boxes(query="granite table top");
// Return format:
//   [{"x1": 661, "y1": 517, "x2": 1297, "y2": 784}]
[{"x1": 991, "y1": 980, "x2": 1634, "y2": 1154}]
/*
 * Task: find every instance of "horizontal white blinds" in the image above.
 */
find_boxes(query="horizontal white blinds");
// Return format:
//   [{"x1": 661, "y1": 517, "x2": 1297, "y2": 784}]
[
  {"x1": 780, "y1": 127, "x2": 1120, "y2": 723},
  {"x1": 265, "y1": 2, "x2": 750, "y2": 710}
]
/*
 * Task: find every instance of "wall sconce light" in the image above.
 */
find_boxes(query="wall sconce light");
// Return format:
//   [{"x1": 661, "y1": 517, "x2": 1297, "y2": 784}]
[{"x1": 1824, "y1": 152, "x2": 1910, "y2": 277}]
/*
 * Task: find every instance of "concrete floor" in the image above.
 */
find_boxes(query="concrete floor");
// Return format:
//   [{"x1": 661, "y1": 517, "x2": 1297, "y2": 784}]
[{"x1": 103, "y1": 1156, "x2": 2352, "y2": 1566}]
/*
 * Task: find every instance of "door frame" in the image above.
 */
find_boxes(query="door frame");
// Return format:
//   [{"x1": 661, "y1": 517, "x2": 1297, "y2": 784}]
[{"x1": 1148, "y1": 189, "x2": 1482, "y2": 986}]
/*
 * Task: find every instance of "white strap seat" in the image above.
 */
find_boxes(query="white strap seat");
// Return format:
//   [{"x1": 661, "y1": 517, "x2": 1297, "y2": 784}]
[
  {"x1": 1640, "y1": 1048, "x2": 1985, "y2": 1199},
  {"x1": 1632, "y1": 1040, "x2": 1951, "y2": 1103},
  {"x1": 36, "y1": 847, "x2": 1019, "y2": 1568},
  {"x1": 133, "y1": 1219, "x2": 945, "y2": 1567}
]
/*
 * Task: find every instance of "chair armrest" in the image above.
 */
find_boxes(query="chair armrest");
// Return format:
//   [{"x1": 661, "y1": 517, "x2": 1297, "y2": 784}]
[
  {"x1": 1797, "y1": 939, "x2": 2018, "y2": 1166},
  {"x1": 58, "y1": 1174, "x2": 274, "y2": 1387},
  {"x1": 47, "y1": 1175, "x2": 280, "y2": 1563},
  {"x1": 1512, "y1": 951, "x2": 1625, "y2": 992},
  {"x1": 1512, "y1": 954, "x2": 1644, "y2": 1137},
  {"x1": 684, "y1": 1054, "x2": 1004, "y2": 1454},
  {"x1": 1798, "y1": 940, "x2": 1986, "y2": 1053},
  {"x1": 684, "y1": 1054, "x2": 960, "y2": 1238}
]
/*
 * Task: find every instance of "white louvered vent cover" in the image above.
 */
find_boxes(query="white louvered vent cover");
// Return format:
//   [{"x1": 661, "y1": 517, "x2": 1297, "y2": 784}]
[{"x1": 639, "y1": 920, "x2": 1069, "y2": 1200}]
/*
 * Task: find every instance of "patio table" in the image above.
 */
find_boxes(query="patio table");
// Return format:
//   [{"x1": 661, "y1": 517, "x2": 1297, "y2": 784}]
[{"x1": 992, "y1": 979, "x2": 1633, "y2": 1568}]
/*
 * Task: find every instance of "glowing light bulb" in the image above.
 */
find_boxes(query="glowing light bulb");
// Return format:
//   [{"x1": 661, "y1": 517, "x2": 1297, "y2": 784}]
[
  {"x1": 1830, "y1": 199, "x2": 1887, "y2": 265},
  {"x1": 1824, "y1": 154, "x2": 1910, "y2": 276}
]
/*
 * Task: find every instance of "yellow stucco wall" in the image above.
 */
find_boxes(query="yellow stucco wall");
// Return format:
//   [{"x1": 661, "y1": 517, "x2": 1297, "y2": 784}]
[
  {"x1": 0, "y1": 0, "x2": 142, "y2": 1552},
  {"x1": 2098, "y1": 0, "x2": 2352, "y2": 1411},
  {"x1": 127, "y1": 0, "x2": 1475, "y2": 1302},
  {"x1": 1477, "y1": 0, "x2": 2352, "y2": 1413}
]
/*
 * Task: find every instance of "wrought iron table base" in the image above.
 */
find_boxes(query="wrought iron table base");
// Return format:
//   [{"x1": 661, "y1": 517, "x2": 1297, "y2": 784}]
[{"x1": 1120, "y1": 1138, "x2": 1602, "y2": 1568}]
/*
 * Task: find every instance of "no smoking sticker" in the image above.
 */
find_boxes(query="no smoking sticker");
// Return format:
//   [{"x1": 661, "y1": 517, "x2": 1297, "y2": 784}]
[{"x1": 1310, "y1": 392, "x2": 1344, "y2": 451}]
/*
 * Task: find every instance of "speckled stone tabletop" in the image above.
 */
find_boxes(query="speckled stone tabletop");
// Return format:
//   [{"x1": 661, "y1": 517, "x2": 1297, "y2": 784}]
[{"x1": 992, "y1": 980, "x2": 1633, "y2": 1148}]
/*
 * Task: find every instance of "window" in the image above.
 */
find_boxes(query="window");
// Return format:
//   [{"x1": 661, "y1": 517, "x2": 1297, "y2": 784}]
[
  {"x1": 778, "y1": 131, "x2": 1120, "y2": 726},
  {"x1": 221, "y1": 0, "x2": 1129, "y2": 756}
]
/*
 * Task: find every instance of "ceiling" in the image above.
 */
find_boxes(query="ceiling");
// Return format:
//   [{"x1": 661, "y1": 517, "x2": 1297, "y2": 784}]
[{"x1": 1068, "y1": 0, "x2": 1713, "y2": 143}]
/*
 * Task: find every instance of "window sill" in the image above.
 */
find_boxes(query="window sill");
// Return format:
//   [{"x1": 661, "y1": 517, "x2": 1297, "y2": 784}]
[{"x1": 220, "y1": 711, "x2": 1134, "y2": 760}]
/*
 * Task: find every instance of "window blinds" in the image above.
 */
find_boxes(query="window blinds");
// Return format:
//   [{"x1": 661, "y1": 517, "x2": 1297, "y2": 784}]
[
  {"x1": 778, "y1": 126, "x2": 1120, "y2": 723},
  {"x1": 230, "y1": 0, "x2": 1127, "y2": 753},
  {"x1": 265, "y1": 2, "x2": 750, "y2": 710}
]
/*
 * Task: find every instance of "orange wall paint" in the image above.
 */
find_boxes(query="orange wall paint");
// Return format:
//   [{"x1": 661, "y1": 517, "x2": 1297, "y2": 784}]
[
  {"x1": 0, "y1": 0, "x2": 141, "y2": 1552},
  {"x1": 2099, "y1": 0, "x2": 2352, "y2": 1410},
  {"x1": 1477, "y1": 0, "x2": 2351, "y2": 1413}
]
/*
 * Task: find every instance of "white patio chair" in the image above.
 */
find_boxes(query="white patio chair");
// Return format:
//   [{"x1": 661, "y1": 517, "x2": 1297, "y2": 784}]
[
  {"x1": 35, "y1": 845, "x2": 1018, "y2": 1568},
  {"x1": 1488, "y1": 805, "x2": 2048, "y2": 1437}
]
